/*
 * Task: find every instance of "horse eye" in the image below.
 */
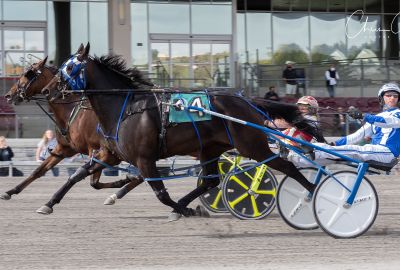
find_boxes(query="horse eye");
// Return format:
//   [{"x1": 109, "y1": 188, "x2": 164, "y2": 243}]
[{"x1": 25, "y1": 70, "x2": 36, "y2": 80}]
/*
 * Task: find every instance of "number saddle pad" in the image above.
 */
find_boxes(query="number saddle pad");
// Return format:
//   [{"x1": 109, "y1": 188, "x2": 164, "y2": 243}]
[{"x1": 169, "y1": 93, "x2": 212, "y2": 123}]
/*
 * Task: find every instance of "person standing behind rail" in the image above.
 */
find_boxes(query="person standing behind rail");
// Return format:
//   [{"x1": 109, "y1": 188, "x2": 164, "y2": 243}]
[
  {"x1": 325, "y1": 64, "x2": 339, "y2": 98},
  {"x1": 282, "y1": 61, "x2": 297, "y2": 97}
]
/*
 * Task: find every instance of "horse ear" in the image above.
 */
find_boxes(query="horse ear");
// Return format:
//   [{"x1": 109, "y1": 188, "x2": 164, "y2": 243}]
[
  {"x1": 38, "y1": 56, "x2": 48, "y2": 68},
  {"x1": 76, "y1": 43, "x2": 84, "y2": 54},
  {"x1": 78, "y1": 43, "x2": 90, "y2": 61}
]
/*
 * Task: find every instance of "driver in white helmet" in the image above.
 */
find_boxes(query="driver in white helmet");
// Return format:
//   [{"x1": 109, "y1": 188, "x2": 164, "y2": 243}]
[{"x1": 288, "y1": 82, "x2": 400, "y2": 167}]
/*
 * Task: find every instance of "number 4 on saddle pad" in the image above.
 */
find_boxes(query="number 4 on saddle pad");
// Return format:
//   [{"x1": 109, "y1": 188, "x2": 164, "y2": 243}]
[{"x1": 169, "y1": 93, "x2": 212, "y2": 123}]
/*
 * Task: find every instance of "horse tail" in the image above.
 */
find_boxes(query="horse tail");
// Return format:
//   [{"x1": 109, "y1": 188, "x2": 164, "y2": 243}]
[
  {"x1": 293, "y1": 118, "x2": 326, "y2": 143},
  {"x1": 251, "y1": 98, "x2": 303, "y2": 124},
  {"x1": 251, "y1": 98, "x2": 326, "y2": 143}
]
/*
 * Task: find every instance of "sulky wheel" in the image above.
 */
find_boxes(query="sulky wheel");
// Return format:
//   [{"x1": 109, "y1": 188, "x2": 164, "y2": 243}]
[
  {"x1": 313, "y1": 171, "x2": 378, "y2": 238},
  {"x1": 221, "y1": 163, "x2": 278, "y2": 220},
  {"x1": 197, "y1": 159, "x2": 235, "y2": 213},
  {"x1": 277, "y1": 167, "x2": 322, "y2": 230}
]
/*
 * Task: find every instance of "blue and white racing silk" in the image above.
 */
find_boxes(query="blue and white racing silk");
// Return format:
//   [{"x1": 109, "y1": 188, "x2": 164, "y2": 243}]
[
  {"x1": 335, "y1": 107, "x2": 400, "y2": 157},
  {"x1": 287, "y1": 107, "x2": 400, "y2": 167}
]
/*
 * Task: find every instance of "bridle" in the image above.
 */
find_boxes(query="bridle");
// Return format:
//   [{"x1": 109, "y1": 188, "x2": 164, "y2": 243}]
[
  {"x1": 45, "y1": 55, "x2": 88, "y2": 101},
  {"x1": 16, "y1": 65, "x2": 42, "y2": 101}
]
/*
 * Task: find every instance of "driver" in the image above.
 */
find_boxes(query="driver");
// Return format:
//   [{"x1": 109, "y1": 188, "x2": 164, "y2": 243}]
[
  {"x1": 288, "y1": 83, "x2": 400, "y2": 167},
  {"x1": 265, "y1": 95, "x2": 319, "y2": 147}
]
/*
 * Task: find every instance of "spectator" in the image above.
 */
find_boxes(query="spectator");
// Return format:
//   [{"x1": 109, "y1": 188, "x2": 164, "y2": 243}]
[
  {"x1": 0, "y1": 136, "x2": 13, "y2": 161},
  {"x1": 295, "y1": 68, "x2": 306, "y2": 97},
  {"x1": 36, "y1": 129, "x2": 59, "y2": 176},
  {"x1": 282, "y1": 61, "x2": 297, "y2": 97},
  {"x1": 325, "y1": 64, "x2": 339, "y2": 97},
  {"x1": 264, "y1": 86, "x2": 280, "y2": 101},
  {"x1": 0, "y1": 136, "x2": 23, "y2": 176}
]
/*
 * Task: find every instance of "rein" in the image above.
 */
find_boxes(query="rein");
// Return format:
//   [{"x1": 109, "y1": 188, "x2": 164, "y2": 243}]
[
  {"x1": 35, "y1": 101, "x2": 68, "y2": 136},
  {"x1": 63, "y1": 88, "x2": 228, "y2": 95}
]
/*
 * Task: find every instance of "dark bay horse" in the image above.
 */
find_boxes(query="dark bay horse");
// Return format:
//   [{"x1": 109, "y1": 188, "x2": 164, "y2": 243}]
[
  {"x1": 1, "y1": 51, "x2": 143, "y2": 214},
  {"x1": 41, "y1": 43, "x2": 323, "y2": 218}
]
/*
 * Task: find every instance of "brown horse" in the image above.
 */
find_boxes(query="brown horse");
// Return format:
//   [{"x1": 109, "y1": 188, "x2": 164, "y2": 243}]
[
  {"x1": 1, "y1": 49, "x2": 143, "y2": 214},
  {"x1": 40, "y1": 43, "x2": 323, "y2": 219}
]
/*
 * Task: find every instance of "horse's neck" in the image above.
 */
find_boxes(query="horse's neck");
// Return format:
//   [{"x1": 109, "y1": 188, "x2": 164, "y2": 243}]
[
  {"x1": 47, "y1": 96, "x2": 80, "y2": 128},
  {"x1": 87, "y1": 94, "x2": 127, "y2": 133}
]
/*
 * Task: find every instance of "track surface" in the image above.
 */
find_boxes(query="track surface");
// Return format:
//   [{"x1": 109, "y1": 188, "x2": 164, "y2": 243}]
[{"x1": 1, "y1": 175, "x2": 400, "y2": 270}]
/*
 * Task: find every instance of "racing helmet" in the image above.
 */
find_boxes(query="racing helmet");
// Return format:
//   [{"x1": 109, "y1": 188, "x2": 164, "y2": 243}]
[
  {"x1": 296, "y1": 96, "x2": 319, "y2": 115},
  {"x1": 378, "y1": 83, "x2": 400, "y2": 104}
]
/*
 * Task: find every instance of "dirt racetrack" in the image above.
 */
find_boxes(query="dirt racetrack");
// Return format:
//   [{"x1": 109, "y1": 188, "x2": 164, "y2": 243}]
[{"x1": 1, "y1": 174, "x2": 400, "y2": 270}]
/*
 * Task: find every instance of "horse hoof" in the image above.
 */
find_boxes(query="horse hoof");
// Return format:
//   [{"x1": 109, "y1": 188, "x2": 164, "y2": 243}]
[
  {"x1": 168, "y1": 211, "x2": 182, "y2": 222},
  {"x1": 104, "y1": 194, "x2": 117, "y2": 205},
  {"x1": 0, "y1": 193, "x2": 11, "y2": 200},
  {"x1": 195, "y1": 205, "x2": 210, "y2": 218},
  {"x1": 36, "y1": 205, "x2": 53, "y2": 215}
]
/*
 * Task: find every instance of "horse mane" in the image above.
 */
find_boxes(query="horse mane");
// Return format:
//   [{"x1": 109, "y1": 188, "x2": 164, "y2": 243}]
[
  {"x1": 93, "y1": 55, "x2": 154, "y2": 87},
  {"x1": 251, "y1": 97, "x2": 326, "y2": 143}
]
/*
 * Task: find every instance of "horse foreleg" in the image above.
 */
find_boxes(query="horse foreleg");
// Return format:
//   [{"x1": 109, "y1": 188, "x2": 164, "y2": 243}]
[
  {"x1": 0, "y1": 154, "x2": 64, "y2": 200},
  {"x1": 36, "y1": 161, "x2": 103, "y2": 215},
  {"x1": 103, "y1": 174, "x2": 143, "y2": 205}
]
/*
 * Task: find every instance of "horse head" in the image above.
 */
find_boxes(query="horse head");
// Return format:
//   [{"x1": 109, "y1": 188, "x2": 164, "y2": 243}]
[
  {"x1": 43, "y1": 42, "x2": 153, "y2": 100},
  {"x1": 42, "y1": 44, "x2": 86, "y2": 101},
  {"x1": 4, "y1": 56, "x2": 56, "y2": 104}
]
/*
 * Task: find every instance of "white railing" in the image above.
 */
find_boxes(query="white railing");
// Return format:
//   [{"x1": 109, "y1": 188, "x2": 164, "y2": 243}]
[{"x1": 0, "y1": 158, "x2": 199, "y2": 177}]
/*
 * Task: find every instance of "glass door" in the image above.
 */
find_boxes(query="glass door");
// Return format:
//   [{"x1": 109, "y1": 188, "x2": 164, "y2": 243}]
[
  {"x1": 193, "y1": 42, "x2": 230, "y2": 88},
  {"x1": 150, "y1": 36, "x2": 231, "y2": 89}
]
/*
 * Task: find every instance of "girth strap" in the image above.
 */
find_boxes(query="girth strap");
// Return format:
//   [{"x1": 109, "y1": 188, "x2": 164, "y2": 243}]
[{"x1": 154, "y1": 92, "x2": 168, "y2": 158}]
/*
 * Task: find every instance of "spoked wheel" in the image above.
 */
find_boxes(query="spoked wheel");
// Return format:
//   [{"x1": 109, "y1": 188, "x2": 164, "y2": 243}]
[
  {"x1": 221, "y1": 163, "x2": 278, "y2": 220},
  {"x1": 277, "y1": 167, "x2": 321, "y2": 230},
  {"x1": 197, "y1": 159, "x2": 234, "y2": 213},
  {"x1": 313, "y1": 171, "x2": 378, "y2": 238}
]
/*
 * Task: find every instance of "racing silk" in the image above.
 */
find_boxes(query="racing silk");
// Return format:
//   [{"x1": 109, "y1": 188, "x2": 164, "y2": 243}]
[
  {"x1": 335, "y1": 107, "x2": 400, "y2": 157},
  {"x1": 282, "y1": 114, "x2": 317, "y2": 146}
]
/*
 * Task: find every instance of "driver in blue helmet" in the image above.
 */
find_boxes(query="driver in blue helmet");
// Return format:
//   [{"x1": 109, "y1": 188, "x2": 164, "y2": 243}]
[{"x1": 288, "y1": 82, "x2": 400, "y2": 167}]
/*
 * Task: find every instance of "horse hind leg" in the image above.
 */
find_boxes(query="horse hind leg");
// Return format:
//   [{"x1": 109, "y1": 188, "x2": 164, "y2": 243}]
[
  {"x1": 0, "y1": 154, "x2": 64, "y2": 200},
  {"x1": 172, "y1": 156, "x2": 221, "y2": 219},
  {"x1": 266, "y1": 157, "x2": 316, "y2": 192},
  {"x1": 136, "y1": 159, "x2": 193, "y2": 220},
  {"x1": 236, "y1": 139, "x2": 315, "y2": 193},
  {"x1": 103, "y1": 174, "x2": 143, "y2": 205},
  {"x1": 178, "y1": 164, "x2": 219, "y2": 207}
]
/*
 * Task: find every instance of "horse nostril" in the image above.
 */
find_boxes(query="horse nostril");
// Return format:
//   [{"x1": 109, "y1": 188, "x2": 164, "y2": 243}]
[{"x1": 41, "y1": 88, "x2": 50, "y2": 96}]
